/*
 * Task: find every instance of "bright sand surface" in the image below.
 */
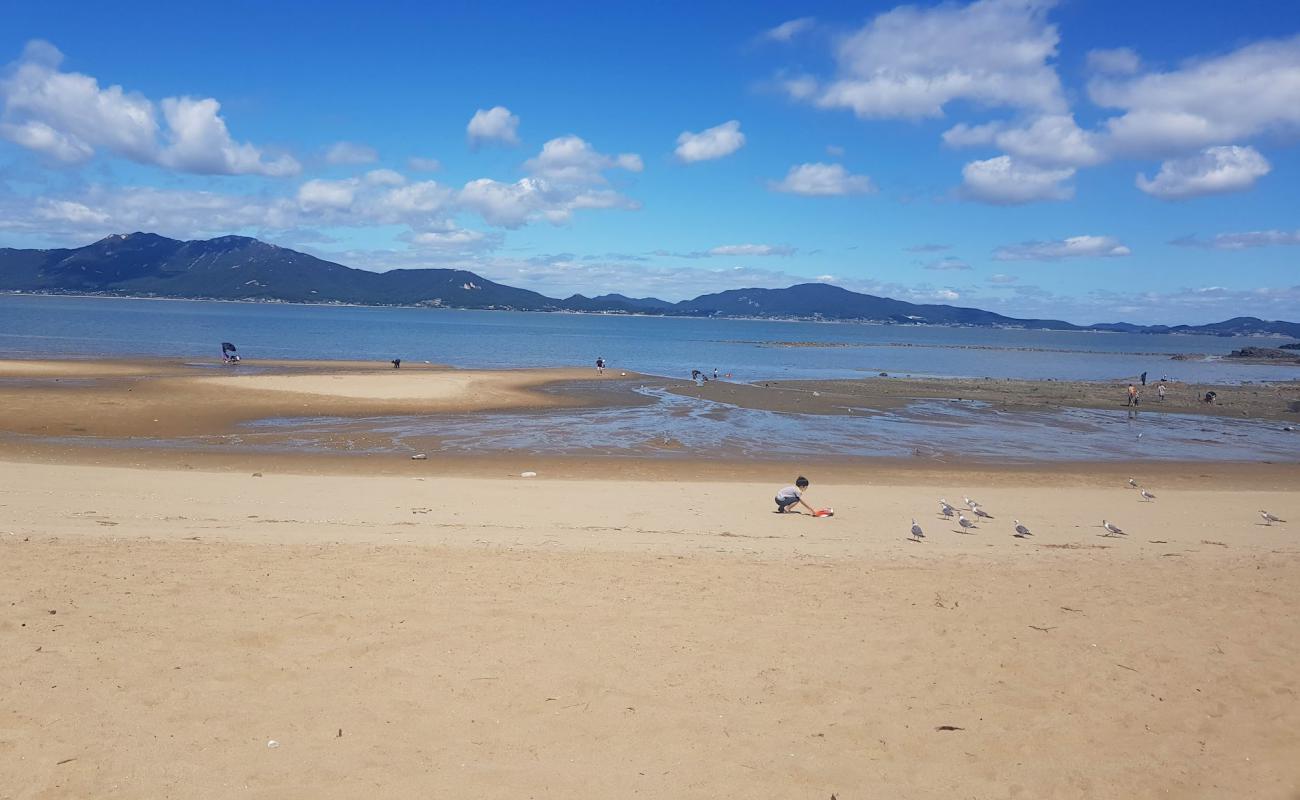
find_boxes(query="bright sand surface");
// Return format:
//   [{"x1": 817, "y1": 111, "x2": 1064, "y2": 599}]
[{"x1": 3, "y1": 459, "x2": 1299, "y2": 798}]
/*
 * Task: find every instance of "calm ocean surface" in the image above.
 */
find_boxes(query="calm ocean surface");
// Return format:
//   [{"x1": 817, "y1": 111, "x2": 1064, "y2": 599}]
[{"x1": 2, "y1": 294, "x2": 1297, "y2": 383}]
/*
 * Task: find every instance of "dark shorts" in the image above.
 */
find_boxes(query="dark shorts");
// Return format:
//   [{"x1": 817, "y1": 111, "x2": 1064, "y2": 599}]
[{"x1": 775, "y1": 495, "x2": 799, "y2": 511}]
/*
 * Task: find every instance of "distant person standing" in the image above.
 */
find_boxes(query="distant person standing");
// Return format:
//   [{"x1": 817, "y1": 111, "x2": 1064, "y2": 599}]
[
  {"x1": 1127, "y1": 384, "x2": 1137, "y2": 406},
  {"x1": 1140, "y1": 371, "x2": 1148, "y2": 386},
  {"x1": 713, "y1": 368, "x2": 719, "y2": 381},
  {"x1": 1157, "y1": 382, "x2": 1166, "y2": 401},
  {"x1": 595, "y1": 357, "x2": 605, "y2": 375}
]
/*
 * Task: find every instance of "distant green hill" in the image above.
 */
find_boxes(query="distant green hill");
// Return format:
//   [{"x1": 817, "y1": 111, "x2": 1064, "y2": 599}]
[{"x1": 3, "y1": 232, "x2": 1298, "y2": 336}]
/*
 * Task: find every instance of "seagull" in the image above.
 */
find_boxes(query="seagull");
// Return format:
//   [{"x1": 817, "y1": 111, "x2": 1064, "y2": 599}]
[
  {"x1": 910, "y1": 518, "x2": 925, "y2": 542},
  {"x1": 1102, "y1": 519, "x2": 1126, "y2": 537},
  {"x1": 1127, "y1": 478, "x2": 1138, "y2": 489},
  {"x1": 972, "y1": 504, "x2": 994, "y2": 520},
  {"x1": 958, "y1": 514, "x2": 977, "y2": 533},
  {"x1": 1260, "y1": 510, "x2": 1285, "y2": 526},
  {"x1": 939, "y1": 503, "x2": 955, "y2": 519},
  {"x1": 963, "y1": 495, "x2": 979, "y2": 509},
  {"x1": 1139, "y1": 489, "x2": 1156, "y2": 502},
  {"x1": 1013, "y1": 519, "x2": 1032, "y2": 538}
]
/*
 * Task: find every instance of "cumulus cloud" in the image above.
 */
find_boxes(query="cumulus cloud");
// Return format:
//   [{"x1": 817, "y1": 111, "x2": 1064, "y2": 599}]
[
  {"x1": 944, "y1": 114, "x2": 1103, "y2": 168},
  {"x1": 769, "y1": 162, "x2": 875, "y2": 196},
  {"x1": 993, "y1": 235, "x2": 1131, "y2": 261},
  {"x1": 1091, "y1": 34, "x2": 1300, "y2": 154},
  {"x1": 960, "y1": 155, "x2": 1074, "y2": 204},
  {"x1": 674, "y1": 120, "x2": 745, "y2": 163},
  {"x1": 324, "y1": 141, "x2": 378, "y2": 165},
  {"x1": 459, "y1": 177, "x2": 634, "y2": 228},
  {"x1": 466, "y1": 105, "x2": 520, "y2": 147},
  {"x1": 762, "y1": 17, "x2": 815, "y2": 43},
  {"x1": 789, "y1": 0, "x2": 1065, "y2": 119},
  {"x1": 707, "y1": 244, "x2": 795, "y2": 257},
  {"x1": 296, "y1": 178, "x2": 358, "y2": 210},
  {"x1": 156, "y1": 97, "x2": 300, "y2": 176},
  {"x1": 1136, "y1": 145, "x2": 1271, "y2": 200},
  {"x1": 1170, "y1": 229, "x2": 1300, "y2": 250},
  {"x1": 1086, "y1": 47, "x2": 1141, "y2": 75},
  {"x1": 523, "y1": 135, "x2": 642, "y2": 184},
  {"x1": 987, "y1": 273, "x2": 1019, "y2": 283},
  {"x1": 0, "y1": 40, "x2": 298, "y2": 176},
  {"x1": 923, "y1": 257, "x2": 971, "y2": 271}
]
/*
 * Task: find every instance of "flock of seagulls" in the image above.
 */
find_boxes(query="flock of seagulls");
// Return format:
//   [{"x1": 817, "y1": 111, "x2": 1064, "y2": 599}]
[{"x1": 909, "y1": 479, "x2": 1287, "y2": 543}]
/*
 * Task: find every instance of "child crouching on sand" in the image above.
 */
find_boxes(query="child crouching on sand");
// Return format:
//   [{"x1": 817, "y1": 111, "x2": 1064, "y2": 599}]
[{"x1": 775, "y1": 477, "x2": 814, "y2": 514}]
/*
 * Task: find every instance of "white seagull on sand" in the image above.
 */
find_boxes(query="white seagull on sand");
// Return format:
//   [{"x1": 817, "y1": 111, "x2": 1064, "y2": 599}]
[
  {"x1": 1128, "y1": 478, "x2": 1138, "y2": 489},
  {"x1": 939, "y1": 503, "x2": 955, "y2": 519},
  {"x1": 958, "y1": 514, "x2": 977, "y2": 533},
  {"x1": 1013, "y1": 519, "x2": 1032, "y2": 538},
  {"x1": 910, "y1": 519, "x2": 925, "y2": 542},
  {"x1": 972, "y1": 504, "x2": 994, "y2": 520},
  {"x1": 963, "y1": 496, "x2": 979, "y2": 509},
  {"x1": 1260, "y1": 510, "x2": 1285, "y2": 525},
  {"x1": 1140, "y1": 489, "x2": 1156, "y2": 502},
  {"x1": 1102, "y1": 519, "x2": 1126, "y2": 536}
]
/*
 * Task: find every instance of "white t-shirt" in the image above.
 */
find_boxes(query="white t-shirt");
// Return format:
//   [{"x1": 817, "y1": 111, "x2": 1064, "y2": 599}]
[{"x1": 776, "y1": 485, "x2": 802, "y2": 500}]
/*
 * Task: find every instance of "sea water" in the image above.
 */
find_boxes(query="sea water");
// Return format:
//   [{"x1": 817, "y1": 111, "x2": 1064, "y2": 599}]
[{"x1": 3, "y1": 294, "x2": 1298, "y2": 383}]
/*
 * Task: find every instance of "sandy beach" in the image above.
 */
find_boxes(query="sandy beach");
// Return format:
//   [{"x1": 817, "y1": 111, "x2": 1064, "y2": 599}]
[{"x1": 2, "y1": 358, "x2": 1299, "y2": 798}]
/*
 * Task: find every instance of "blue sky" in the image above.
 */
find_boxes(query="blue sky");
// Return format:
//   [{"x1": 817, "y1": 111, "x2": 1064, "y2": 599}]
[{"x1": 1, "y1": 0, "x2": 1298, "y2": 324}]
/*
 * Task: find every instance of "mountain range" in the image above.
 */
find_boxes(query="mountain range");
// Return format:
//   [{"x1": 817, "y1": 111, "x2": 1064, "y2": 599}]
[{"x1": 2, "y1": 232, "x2": 1298, "y2": 338}]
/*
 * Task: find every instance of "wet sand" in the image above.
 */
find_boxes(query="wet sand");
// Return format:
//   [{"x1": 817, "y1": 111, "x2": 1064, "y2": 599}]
[
  {"x1": 0, "y1": 358, "x2": 630, "y2": 441},
  {"x1": 2, "y1": 459, "x2": 1298, "y2": 798},
  {"x1": 669, "y1": 375, "x2": 1300, "y2": 422}
]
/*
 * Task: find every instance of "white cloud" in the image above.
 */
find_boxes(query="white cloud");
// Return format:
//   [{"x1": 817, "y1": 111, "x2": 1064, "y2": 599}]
[
  {"x1": 791, "y1": 0, "x2": 1065, "y2": 119},
  {"x1": 1170, "y1": 229, "x2": 1300, "y2": 250},
  {"x1": 707, "y1": 244, "x2": 795, "y2": 257},
  {"x1": 769, "y1": 162, "x2": 875, "y2": 196},
  {"x1": 987, "y1": 273, "x2": 1019, "y2": 283},
  {"x1": 403, "y1": 227, "x2": 496, "y2": 252},
  {"x1": 674, "y1": 120, "x2": 745, "y2": 163},
  {"x1": 407, "y1": 156, "x2": 442, "y2": 172},
  {"x1": 1086, "y1": 47, "x2": 1141, "y2": 75},
  {"x1": 0, "y1": 40, "x2": 156, "y2": 163},
  {"x1": 366, "y1": 180, "x2": 454, "y2": 223},
  {"x1": 296, "y1": 179, "x2": 358, "y2": 210},
  {"x1": 1091, "y1": 35, "x2": 1300, "y2": 154},
  {"x1": 325, "y1": 141, "x2": 378, "y2": 165},
  {"x1": 945, "y1": 114, "x2": 1102, "y2": 168},
  {"x1": 458, "y1": 177, "x2": 633, "y2": 228},
  {"x1": 942, "y1": 121, "x2": 1002, "y2": 148},
  {"x1": 157, "y1": 97, "x2": 300, "y2": 176},
  {"x1": 960, "y1": 155, "x2": 1074, "y2": 204},
  {"x1": 994, "y1": 235, "x2": 1131, "y2": 261},
  {"x1": 1136, "y1": 145, "x2": 1271, "y2": 200},
  {"x1": 992, "y1": 114, "x2": 1103, "y2": 168},
  {"x1": 35, "y1": 199, "x2": 110, "y2": 225},
  {"x1": 466, "y1": 105, "x2": 520, "y2": 147},
  {"x1": 0, "y1": 40, "x2": 298, "y2": 176},
  {"x1": 762, "y1": 17, "x2": 815, "y2": 43},
  {"x1": 0, "y1": 119, "x2": 94, "y2": 162},
  {"x1": 523, "y1": 135, "x2": 642, "y2": 184},
  {"x1": 923, "y1": 257, "x2": 971, "y2": 271}
]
